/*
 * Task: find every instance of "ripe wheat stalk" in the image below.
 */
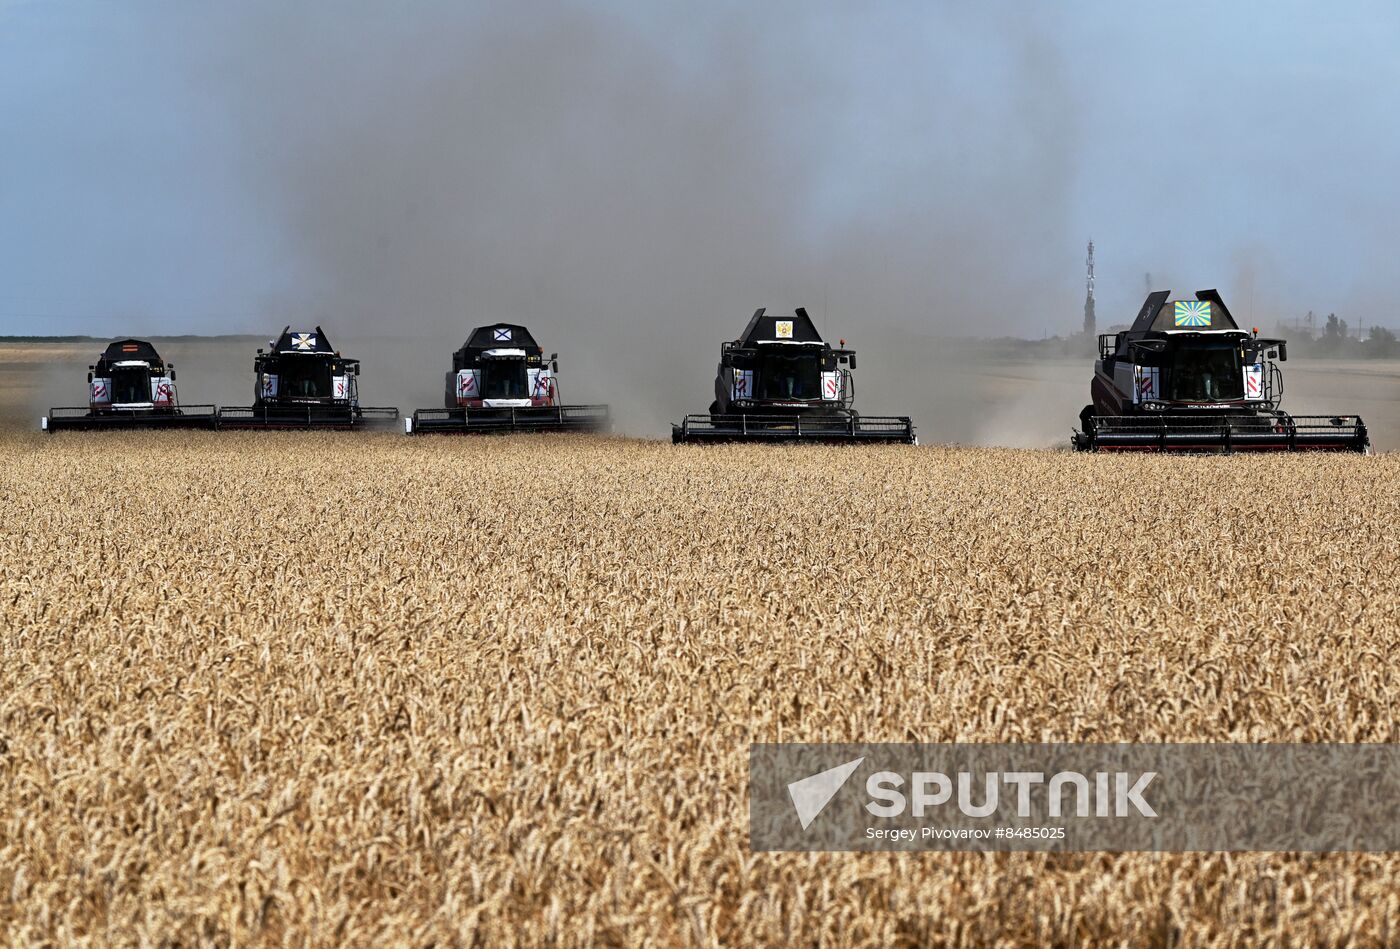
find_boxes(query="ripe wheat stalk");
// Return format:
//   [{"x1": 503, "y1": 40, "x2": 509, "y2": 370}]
[{"x1": 1, "y1": 430, "x2": 1398, "y2": 945}]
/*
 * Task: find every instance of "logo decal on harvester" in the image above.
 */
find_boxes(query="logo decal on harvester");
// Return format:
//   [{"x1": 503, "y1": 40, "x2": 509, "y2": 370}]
[
  {"x1": 788, "y1": 757, "x2": 864, "y2": 829},
  {"x1": 775, "y1": 320, "x2": 794, "y2": 339},
  {"x1": 494, "y1": 327, "x2": 512, "y2": 341},
  {"x1": 292, "y1": 333, "x2": 317, "y2": 351},
  {"x1": 1173, "y1": 301, "x2": 1212, "y2": 327}
]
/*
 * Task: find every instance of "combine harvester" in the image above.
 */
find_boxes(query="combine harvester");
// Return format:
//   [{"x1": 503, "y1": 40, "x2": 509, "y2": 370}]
[
  {"x1": 42, "y1": 339, "x2": 216, "y2": 432},
  {"x1": 405, "y1": 324, "x2": 609, "y2": 434},
  {"x1": 1073, "y1": 290, "x2": 1369, "y2": 453},
  {"x1": 671, "y1": 307, "x2": 916, "y2": 444},
  {"x1": 217, "y1": 326, "x2": 399, "y2": 430}
]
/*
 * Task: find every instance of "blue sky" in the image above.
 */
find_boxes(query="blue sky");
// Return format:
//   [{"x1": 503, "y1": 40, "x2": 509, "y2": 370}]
[{"x1": 2, "y1": 1, "x2": 1399, "y2": 336}]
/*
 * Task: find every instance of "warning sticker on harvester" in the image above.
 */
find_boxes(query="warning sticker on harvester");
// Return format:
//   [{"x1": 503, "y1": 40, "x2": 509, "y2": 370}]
[
  {"x1": 775, "y1": 321, "x2": 794, "y2": 339},
  {"x1": 1245, "y1": 364, "x2": 1263, "y2": 398}
]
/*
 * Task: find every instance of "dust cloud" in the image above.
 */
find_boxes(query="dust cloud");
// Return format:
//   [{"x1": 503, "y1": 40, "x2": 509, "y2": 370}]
[
  {"x1": 153, "y1": 2, "x2": 1081, "y2": 436},
  {"x1": 9, "y1": 4, "x2": 1395, "y2": 443}
]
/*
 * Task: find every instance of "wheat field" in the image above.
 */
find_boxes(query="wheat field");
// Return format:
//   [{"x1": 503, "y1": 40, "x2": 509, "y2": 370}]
[{"x1": 2, "y1": 429, "x2": 1399, "y2": 945}]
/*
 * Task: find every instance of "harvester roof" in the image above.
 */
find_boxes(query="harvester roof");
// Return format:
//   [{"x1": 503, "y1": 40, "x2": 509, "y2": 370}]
[
  {"x1": 1129, "y1": 290, "x2": 1242, "y2": 334},
  {"x1": 98, "y1": 340, "x2": 161, "y2": 366},
  {"x1": 736, "y1": 307, "x2": 826, "y2": 346},
  {"x1": 270, "y1": 326, "x2": 338, "y2": 354},
  {"x1": 98, "y1": 338, "x2": 163, "y2": 366},
  {"x1": 458, "y1": 324, "x2": 542, "y2": 355}
]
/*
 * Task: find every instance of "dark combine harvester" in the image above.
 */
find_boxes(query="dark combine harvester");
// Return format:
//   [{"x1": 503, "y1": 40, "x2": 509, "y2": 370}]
[
  {"x1": 405, "y1": 324, "x2": 609, "y2": 434},
  {"x1": 1073, "y1": 290, "x2": 1369, "y2": 453},
  {"x1": 43, "y1": 339, "x2": 216, "y2": 432},
  {"x1": 217, "y1": 326, "x2": 399, "y2": 429},
  {"x1": 671, "y1": 307, "x2": 916, "y2": 444}
]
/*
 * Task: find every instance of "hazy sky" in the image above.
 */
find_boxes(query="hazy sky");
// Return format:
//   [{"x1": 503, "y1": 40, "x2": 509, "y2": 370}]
[{"x1": 3, "y1": 0, "x2": 1399, "y2": 338}]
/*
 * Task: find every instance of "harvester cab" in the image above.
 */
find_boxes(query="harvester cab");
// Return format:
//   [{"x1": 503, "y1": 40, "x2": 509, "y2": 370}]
[
  {"x1": 406, "y1": 323, "x2": 610, "y2": 434},
  {"x1": 216, "y1": 326, "x2": 399, "y2": 429},
  {"x1": 43, "y1": 339, "x2": 216, "y2": 432},
  {"x1": 671, "y1": 307, "x2": 916, "y2": 443},
  {"x1": 1073, "y1": 290, "x2": 1369, "y2": 452}
]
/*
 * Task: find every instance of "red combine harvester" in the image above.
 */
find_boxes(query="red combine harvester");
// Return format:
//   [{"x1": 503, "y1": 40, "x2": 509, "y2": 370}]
[{"x1": 42, "y1": 339, "x2": 216, "y2": 432}]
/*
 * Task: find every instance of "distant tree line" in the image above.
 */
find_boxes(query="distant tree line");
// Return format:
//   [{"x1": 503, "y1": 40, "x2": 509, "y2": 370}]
[{"x1": 1277, "y1": 313, "x2": 1400, "y2": 358}]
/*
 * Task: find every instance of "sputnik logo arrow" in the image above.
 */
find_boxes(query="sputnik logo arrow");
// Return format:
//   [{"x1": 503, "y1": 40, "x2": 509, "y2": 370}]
[{"x1": 787, "y1": 757, "x2": 865, "y2": 830}]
